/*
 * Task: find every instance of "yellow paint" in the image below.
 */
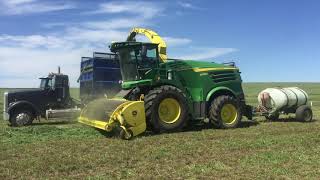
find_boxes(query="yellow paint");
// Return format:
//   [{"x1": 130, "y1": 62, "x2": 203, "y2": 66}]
[
  {"x1": 193, "y1": 67, "x2": 238, "y2": 72},
  {"x1": 158, "y1": 98, "x2": 181, "y2": 124},
  {"x1": 78, "y1": 100, "x2": 147, "y2": 138},
  {"x1": 128, "y1": 28, "x2": 167, "y2": 62},
  {"x1": 221, "y1": 104, "x2": 238, "y2": 124},
  {"x1": 78, "y1": 117, "x2": 112, "y2": 131}
]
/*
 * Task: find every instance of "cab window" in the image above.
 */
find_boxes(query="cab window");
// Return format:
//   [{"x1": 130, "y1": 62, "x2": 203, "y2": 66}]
[
  {"x1": 146, "y1": 48, "x2": 157, "y2": 59},
  {"x1": 40, "y1": 78, "x2": 53, "y2": 89}
]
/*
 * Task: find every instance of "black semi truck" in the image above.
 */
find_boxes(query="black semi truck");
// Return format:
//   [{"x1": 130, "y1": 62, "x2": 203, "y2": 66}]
[{"x1": 3, "y1": 52, "x2": 122, "y2": 126}]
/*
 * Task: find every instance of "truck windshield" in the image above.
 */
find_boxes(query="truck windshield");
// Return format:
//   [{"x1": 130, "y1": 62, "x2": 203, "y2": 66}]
[
  {"x1": 40, "y1": 78, "x2": 53, "y2": 89},
  {"x1": 118, "y1": 45, "x2": 158, "y2": 81}
]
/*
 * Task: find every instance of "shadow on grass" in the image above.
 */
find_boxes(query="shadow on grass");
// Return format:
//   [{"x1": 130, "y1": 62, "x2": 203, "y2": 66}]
[
  {"x1": 142, "y1": 120, "x2": 260, "y2": 137},
  {"x1": 238, "y1": 120, "x2": 260, "y2": 128},
  {"x1": 184, "y1": 120, "x2": 259, "y2": 131},
  {"x1": 96, "y1": 128, "x2": 117, "y2": 138},
  {"x1": 31, "y1": 120, "x2": 77, "y2": 126},
  {"x1": 263, "y1": 117, "x2": 317, "y2": 123}
]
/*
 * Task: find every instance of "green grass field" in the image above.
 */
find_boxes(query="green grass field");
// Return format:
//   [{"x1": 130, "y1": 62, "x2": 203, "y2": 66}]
[{"x1": 0, "y1": 83, "x2": 319, "y2": 179}]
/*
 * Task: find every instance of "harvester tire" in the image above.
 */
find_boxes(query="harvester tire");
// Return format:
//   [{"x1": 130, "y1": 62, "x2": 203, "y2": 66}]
[
  {"x1": 144, "y1": 85, "x2": 189, "y2": 133},
  {"x1": 209, "y1": 95, "x2": 241, "y2": 129},
  {"x1": 10, "y1": 109, "x2": 34, "y2": 127},
  {"x1": 296, "y1": 105, "x2": 313, "y2": 122}
]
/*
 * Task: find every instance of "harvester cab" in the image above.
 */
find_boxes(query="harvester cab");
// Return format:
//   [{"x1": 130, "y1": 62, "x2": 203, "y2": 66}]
[{"x1": 110, "y1": 42, "x2": 159, "y2": 88}]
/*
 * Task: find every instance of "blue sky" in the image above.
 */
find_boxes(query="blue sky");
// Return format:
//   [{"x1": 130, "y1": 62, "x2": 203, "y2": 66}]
[{"x1": 0, "y1": 0, "x2": 319, "y2": 87}]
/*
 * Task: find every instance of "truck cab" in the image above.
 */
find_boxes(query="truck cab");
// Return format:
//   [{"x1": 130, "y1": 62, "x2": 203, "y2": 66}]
[{"x1": 3, "y1": 72, "x2": 74, "y2": 126}]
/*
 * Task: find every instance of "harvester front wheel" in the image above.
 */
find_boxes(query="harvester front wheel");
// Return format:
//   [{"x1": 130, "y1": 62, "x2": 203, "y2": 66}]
[
  {"x1": 145, "y1": 85, "x2": 188, "y2": 133},
  {"x1": 209, "y1": 95, "x2": 241, "y2": 129}
]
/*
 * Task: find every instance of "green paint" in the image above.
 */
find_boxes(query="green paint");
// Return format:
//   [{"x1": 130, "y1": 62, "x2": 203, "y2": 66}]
[{"x1": 111, "y1": 42, "x2": 245, "y2": 119}]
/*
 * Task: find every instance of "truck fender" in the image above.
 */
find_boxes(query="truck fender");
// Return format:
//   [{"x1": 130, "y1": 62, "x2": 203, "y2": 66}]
[
  {"x1": 8, "y1": 101, "x2": 40, "y2": 117},
  {"x1": 206, "y1": 87, "x2": 236, "y2": 102}
]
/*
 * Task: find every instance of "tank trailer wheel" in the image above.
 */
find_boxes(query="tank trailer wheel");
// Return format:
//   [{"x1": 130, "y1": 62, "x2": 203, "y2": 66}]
[
  {"x1": 296, "y1": 105, "x2": 313, "y2": 122},
  {"x1": 209, "y1": 95, "x2": 242, "y2": 129},
  {"x1": 265, "y1": 113, "x2": 280, "y2": 121},
  {"x1": 10, "y1": 109, "x2": 34, "y2": 127},
  {"x1": 144, "y1": 85, "x2": 189, "y2": 133}
]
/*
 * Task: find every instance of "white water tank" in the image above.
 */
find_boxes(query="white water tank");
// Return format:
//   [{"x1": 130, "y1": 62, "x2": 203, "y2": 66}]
[{"x1": 258, "y1": 87, "x2": 308, "y2": 113}]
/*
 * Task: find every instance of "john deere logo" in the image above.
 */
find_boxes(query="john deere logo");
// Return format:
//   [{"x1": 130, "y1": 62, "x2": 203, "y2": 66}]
[{"x1": 132, "y1": 111, "x2": 138, "y2": 116}]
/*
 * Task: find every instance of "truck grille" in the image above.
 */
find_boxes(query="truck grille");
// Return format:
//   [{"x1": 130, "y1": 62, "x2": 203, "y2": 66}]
[{"x1": 209, "y1": 71, "x2": 237, "y2": 83}]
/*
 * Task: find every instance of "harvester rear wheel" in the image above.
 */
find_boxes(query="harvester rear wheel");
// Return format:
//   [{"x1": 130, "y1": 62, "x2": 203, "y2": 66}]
[
  {"x1": 144, "y1": 85, "x2": 188, "y2": 133},
  {"x1": 209, "y1": 95, "x2": 241, "y2": 129}
]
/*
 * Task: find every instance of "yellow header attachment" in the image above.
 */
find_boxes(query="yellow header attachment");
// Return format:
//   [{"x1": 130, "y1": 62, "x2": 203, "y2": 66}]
[
  {"x1": 78, "y1": 99, "x2": 146, "y2": 140},
  {"x1": 127, "y1": 27, "x2": 167, "y2": 62}
]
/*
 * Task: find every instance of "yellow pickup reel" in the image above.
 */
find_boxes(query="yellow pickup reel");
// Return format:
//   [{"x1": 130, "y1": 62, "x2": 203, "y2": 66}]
[{"x1": 78, "y1": 98, "x2": 146, "y2": 140}]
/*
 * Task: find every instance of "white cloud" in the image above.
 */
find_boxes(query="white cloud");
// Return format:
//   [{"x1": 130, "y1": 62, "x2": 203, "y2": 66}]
[
  {"x1": 178, "y1": 1, "x2": 201, "y2": 10},
  {"x1": 0, "y1": 0, "x2": 75, "y2": 15},
  {"x1": 163, "y1": 37, "x2": 192, "y2": 47},
  {"x1": 174, "y1": 47, "x2": 238, "y2": 60},
  {"x1": 132, "y1": 35, "x2": 192, "y2": 47},
  {"x1": 0, "y1": 27, "x2": 129, "y2": 88},
  {"x1": 5, "y1": 0, "x2": 36, "y2": 5},
  {"x1": 83, "y1": 18, "x2": 147, "y2": 30},
  {"x1": 0, "y1": 46, "x2": 91, "y2": 87},
  {"x1": 65, "y1": 27, "x2": 127, "y2": 43},
  {"x1": 0, "y1": 35, "x2": 72, "y2": 49},
  {"x1": 0, "y1": 1, "x2": 237, "y2": 87},
  {"x1": 0, "y1": 1, "x2": 162, "y2": 87},
  {"x1": 92, "y1": 1, "x2": 163, "y2": 19},
  {"x1": 42, "y1": 22, "x2": 69, "y2": 29}
]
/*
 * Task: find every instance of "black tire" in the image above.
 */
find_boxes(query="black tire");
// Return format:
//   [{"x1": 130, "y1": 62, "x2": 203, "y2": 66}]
[
  {"x1": 209, "y1": 95, "x2": 242, "y2": 129},
  {"x1": 119, "y1": 128, "x2": 133, "y2": 140},
  {"x1": 9, "y1": 109, "x2": 34, "y2": 127},
  {"x1": 265, "y1": 113, "x2": 280, "y2": 121},
  {"x1": 125, "y1": 87, "x2": 141, "y2": 101},
  {"x1": 296, "y1": 105, "x2": 313, "y2": 122},
  {"x1": 144, "y1": 85, "x2": 189, "y2": 133}
]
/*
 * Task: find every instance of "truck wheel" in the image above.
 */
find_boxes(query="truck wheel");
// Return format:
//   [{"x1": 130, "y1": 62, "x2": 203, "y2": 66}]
[
  {"x1": 265, "y1": 113, "x2": 280, "y2": 121},
  {"x1": 209, "y1": 95, "x2": 242, "y2": 129},
  {"x1": 10, "y1": 109, "x2": 34, "y2": 127},
  {"x1": 296, "y1": 105, "x2": 313, "y2": 122},
  {"x1": 144, "y1": 85, "x2": 189, "y2": 133}
]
